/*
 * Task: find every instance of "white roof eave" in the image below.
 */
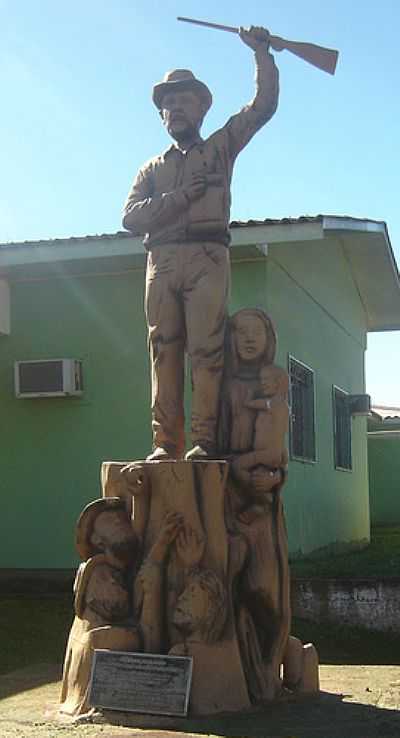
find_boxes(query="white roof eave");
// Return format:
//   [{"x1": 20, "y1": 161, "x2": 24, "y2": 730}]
[{"x1": 322, "y1": 217, "x2": 400, "y2": 332}]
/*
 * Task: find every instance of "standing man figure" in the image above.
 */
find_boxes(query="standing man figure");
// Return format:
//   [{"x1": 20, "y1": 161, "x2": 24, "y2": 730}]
[{"x1": 123, "y1": 27, "x2": 279, "y2": 461}]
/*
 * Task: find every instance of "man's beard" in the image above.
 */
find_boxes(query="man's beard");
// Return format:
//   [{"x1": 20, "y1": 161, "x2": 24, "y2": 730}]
[
  {"x1": 168, "y1": 119, "x2": 199, "y2": 144},
  {"x1": 110, "y1": 535, "x2": 137, "y2": 563}
]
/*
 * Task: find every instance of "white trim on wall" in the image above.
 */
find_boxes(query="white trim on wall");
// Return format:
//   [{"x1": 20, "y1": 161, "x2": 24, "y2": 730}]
[{"x1": 0, "y1": 279, "x2": 10, "y2": 335}]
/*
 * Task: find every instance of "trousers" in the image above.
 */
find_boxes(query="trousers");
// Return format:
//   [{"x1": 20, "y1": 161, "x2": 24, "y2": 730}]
[{"x1": 145, "y1": 242, "x2": 230, "y2": 455}]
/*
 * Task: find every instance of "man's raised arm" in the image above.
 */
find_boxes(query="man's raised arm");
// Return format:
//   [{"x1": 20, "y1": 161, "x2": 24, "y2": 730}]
[{"x1": 226, "y1": 26, "x2": 279, "y2": 157}]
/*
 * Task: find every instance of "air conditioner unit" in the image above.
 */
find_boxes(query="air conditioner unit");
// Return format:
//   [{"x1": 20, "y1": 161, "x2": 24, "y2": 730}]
[
  {"x1": 14, "y1": 359, "x2": 83, "y2": 398},
  {"x1": 349, "y1": 394, "x2": 371, "y2": 416}
]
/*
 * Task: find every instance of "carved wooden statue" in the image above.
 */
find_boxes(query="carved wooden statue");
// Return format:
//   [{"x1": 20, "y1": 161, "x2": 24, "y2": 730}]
[
  {"x1": 59, "y1": 24, "x2": 321, "y2": 722},
  {"x1": 122, "y1": 26, "x2": 279, "y2": 462}
]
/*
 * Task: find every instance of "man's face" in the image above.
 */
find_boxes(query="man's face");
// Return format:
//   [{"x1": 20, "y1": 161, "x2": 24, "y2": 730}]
[
  {"x1": 92, "y1": 509, "x2": 136, "y2": 561},
  {"x1": 160, "y1": 89, "x2": 205, "y2": 141}
]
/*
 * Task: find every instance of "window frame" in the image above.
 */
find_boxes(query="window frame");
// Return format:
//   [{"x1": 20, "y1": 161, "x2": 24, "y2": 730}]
[
  {"x1": 288, "y1": 355, "x2": 317, "y2": 464},
  {"x1": 332, "y1": 384, "x2": 353, "y2": 472}
]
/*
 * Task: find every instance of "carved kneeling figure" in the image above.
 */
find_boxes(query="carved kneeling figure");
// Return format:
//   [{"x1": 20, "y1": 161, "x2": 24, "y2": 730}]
[{"x1": 59, "y1": 498, "x2": 181, "y2": 718}]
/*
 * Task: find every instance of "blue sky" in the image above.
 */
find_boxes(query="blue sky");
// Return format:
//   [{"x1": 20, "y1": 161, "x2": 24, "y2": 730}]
[{"x1": 1, "y1": 0, "x2": 399, "y2": 404}]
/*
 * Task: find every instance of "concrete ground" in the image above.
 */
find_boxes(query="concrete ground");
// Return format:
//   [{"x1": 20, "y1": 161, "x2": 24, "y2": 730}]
[{"x1": 0, "y1": 663, "x2": 400, "y2": 738}]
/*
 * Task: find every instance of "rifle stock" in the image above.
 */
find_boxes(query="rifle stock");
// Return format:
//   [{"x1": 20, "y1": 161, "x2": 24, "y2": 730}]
[{"x1": 270, "y1": 36, "x2": 338, "y2": 75}]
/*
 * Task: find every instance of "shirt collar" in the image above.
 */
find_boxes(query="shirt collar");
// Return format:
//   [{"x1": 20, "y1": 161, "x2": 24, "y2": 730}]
[{"x1": 163, "y1": 137, "x2": 205, "y2": 158}]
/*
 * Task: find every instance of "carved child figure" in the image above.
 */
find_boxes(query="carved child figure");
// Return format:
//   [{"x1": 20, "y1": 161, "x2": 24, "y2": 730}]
[
  {"x1": 169, "y1": 524, "x2": 234, "y2": 713},
  {"x1": 233, "y1": 363, "x2": 289, "y2": 478},
  {"x1": 232, "y1": 363, "x2": 289, "y2": 523},
  {"x1": 171, "y1": 568, "x2": 227, "y2": 645}
]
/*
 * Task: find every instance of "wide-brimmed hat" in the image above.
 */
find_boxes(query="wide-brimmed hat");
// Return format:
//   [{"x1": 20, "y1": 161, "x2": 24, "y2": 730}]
[
  {"x1": 152, "y1": 69, "x2": 212, "y2": 112},
  {"x1": 75, "y1": 497, "x2": 126, "y2": 561}
]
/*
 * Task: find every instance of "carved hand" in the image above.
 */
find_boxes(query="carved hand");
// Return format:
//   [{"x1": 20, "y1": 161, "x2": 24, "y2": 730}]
[
  {"x1": 238, "y1": 508, "x2": 262, "y2": 525},
  {"x1": 181, "y1": 173, "x2": 207, "y2": 203},
  {"x1": 251, "y1": 467, "x2": 282, "y2": 493},
  {"x1": 120, "y1": 462, "x2": 147, "y2": 495},
  {"x1": 239, "y1": 25, "x2": 270, "y2": 52},
  {"x1": 176, "y1": 524, "x2": 206, "y2": 569}
]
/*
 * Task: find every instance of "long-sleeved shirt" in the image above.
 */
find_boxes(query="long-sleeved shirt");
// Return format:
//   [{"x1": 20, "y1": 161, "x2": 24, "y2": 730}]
[{"x1": 123, "y1": 51, "x2": 279, "y2": 249}]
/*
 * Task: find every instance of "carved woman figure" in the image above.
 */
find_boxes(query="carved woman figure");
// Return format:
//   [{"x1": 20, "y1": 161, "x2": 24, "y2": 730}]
[{"x1": 218, "y1": 307, "x2": 290, "y2": 703}]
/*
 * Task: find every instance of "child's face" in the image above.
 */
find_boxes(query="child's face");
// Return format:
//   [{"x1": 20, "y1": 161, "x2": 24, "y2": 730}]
[
  {"x1": 173, "y1": 579, "x2": 211, "y2": 633},
  {"x1": 260, "y1": 369, "x2": 279, "y2": 395}
]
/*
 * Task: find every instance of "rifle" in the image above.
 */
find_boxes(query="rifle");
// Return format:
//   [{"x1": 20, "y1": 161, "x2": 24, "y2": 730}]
[{"x1": 177, "y1": 17, "x2": 338, "y2": 75}]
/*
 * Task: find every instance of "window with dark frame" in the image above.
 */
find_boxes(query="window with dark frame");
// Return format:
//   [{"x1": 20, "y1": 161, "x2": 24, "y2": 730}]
[
  {"x1": 288, "y1": 357, "x2": 316, "y2": 462},
  {"x1": 333, "y1": 386, "x2": 352, "y2": 470}
]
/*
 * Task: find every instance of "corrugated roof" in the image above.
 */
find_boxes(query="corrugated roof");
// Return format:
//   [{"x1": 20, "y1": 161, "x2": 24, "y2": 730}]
[
  {"x1": 1, "y1": 214, "x2": 398, "y2": 332},
  {"x1": 371, "y1": 405, "x2": 400, "y2": 420},
  {"x1": 0, "y1": 215, "x2": 363, "y2": 249},
  {"x1": 1, "y1": 214, "x2": 389, "y2": 250},
  {"x1": 0, "y1": 230, "x2": 132, "y2": 250},
  {"x1": 230, "y1": 214, "x2": 387, "y2": 228},
  {"x1": 1, "y1": 218, "x2": 322, "y2": 249},
  {"x1": 230, "y1": 215, "x2": 323, "y2": 227}
]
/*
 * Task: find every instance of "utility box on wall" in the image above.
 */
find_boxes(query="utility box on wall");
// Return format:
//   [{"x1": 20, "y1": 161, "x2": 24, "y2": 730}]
[{"x1": 0, "y1": 279, "x2": 10, "y2": 335}]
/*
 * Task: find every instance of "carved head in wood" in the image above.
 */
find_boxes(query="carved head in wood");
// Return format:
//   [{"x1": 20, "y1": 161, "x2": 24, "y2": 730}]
[
  {"x1": 226, "y1": 308, "x2": 277, "y2": 377},
  {"x1": 153, "y1": 69, "x2": 212, "y2": 142},
  {"x1": 76, "y1": 497, "x2": 137, "y2": 562},
  {"x1": 173, "y1": 568, "x2": 227, "y2": 643},
  {"x1": 259, "y1": 364, "x2": 289, "y2": 397}
]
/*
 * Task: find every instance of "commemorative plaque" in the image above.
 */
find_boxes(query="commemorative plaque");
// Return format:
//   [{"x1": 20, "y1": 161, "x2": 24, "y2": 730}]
[{"x1": 89, "y1": 650, "x2": 193, "y2": 716}]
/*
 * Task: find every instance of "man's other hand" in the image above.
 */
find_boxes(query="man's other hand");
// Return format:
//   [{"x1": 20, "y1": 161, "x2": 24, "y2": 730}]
[{"x1": 181, "y1": 174, "x2": 207, "y2": 203}]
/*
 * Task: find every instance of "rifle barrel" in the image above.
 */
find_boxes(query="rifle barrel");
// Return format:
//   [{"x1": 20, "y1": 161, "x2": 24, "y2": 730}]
[{"x1": 177, "y1": 17, "x2": 239, "y2": 34}]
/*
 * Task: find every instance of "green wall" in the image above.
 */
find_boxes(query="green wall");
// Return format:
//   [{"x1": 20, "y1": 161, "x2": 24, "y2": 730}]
[
  {"x1": 267, "y1": 240, "x2": 370, "y2": 556},
  {"x1": 368, "y1": 433, "x2": 400, "y2": 524},
  {"x1": 0, "y1": 269, "x2": 151, "y2": 568},
  {"x1": 0, "y1": 236, "x2": 370, "y2": 567}
]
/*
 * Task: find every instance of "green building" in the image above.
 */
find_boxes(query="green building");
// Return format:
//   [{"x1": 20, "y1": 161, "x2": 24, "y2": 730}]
[
  {"x1": 368, "y1": 406, "x2": 400, "y2": 525},
  {"x1": 1, "y1": 215, "x2": 399, "y2": 573}
]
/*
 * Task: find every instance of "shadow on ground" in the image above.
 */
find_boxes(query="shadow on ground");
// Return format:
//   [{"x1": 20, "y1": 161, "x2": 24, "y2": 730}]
[
  {"x1": 1, "y1": 665, "x2": 400, "y2": 738},
  {"x1": 103, "y1": 690, "x2": 400, "y2": 738},
  {"x1": 0, "y1": 663, "x2": 61, "y2": 701}
]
